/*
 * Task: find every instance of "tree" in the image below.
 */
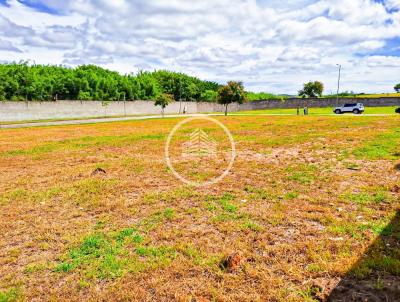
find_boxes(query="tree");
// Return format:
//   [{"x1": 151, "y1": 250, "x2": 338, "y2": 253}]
[
  {"x1": 151, "y1": 70, "x2": 218, "y2": 103},
  {"x1": 77, "y1": 91, "x2": 91, "y2": 100},
  {"x1": 187, "y1": 83, "x2": 201, "y2": 101},
  {"x1": 154, "y1": 93, "x2": 174, "y2": 117},
  {"x1": 201, "y1": 90, "x2": 218, "y2": 102},
  {"x1": 217, "y1": 81, "x2": 247, "y2": 116},
  {"x1": 394, "y1": 83, "x2": 400, "y2": 93},
  {"x1": 0, "y1": 84, "x2": 6, "y2": 101},
  {"x1": 0, "y1": 63, "x2": 219, "y2": 102},
  {"x1": 298, "y1": 81, "x2": 324, "y2": 98}
]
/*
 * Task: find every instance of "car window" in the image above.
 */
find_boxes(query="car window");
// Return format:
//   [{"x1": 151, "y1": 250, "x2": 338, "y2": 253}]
[{"x1": 344, "y1": 104, "x2": 356, "y2": 107}]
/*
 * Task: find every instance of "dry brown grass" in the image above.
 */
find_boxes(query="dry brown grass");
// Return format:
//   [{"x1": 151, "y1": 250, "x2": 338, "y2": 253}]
[{"x1": 0, "y1": 115, "x2": 399, "y2": 301}]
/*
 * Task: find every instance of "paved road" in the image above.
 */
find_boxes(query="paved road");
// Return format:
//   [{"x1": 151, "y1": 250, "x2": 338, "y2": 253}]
[
  {"x1": 0, "y1": 114, "x2": 210, "y2": 129},
  {"x1": 0, "y1": 113, "x2": 301, "y2": 129},
  {"x1": 0, "y1": 113, "x2": 396, "y2": 129}
]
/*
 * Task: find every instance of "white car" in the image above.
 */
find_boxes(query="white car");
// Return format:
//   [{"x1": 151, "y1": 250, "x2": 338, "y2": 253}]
[{"x1": 334, "y1": 103, "x2": 364, "y2": 114}]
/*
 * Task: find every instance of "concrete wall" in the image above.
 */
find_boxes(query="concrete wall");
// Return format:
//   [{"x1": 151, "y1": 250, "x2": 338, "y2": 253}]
[
  {"x1": 239, "y1": 97, "x2": 400, "y2": 110},
  {"x1": 0, "y1": 100, "x2": 197, "y2": 122},
  {"x1": 1, "y1": 97, "x2": 399, "y2": 122}
]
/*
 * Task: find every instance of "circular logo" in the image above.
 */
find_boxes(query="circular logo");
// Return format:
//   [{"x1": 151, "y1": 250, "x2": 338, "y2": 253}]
[{"x1": 165, "y1": 116, "x2": 236, "y2": 187}]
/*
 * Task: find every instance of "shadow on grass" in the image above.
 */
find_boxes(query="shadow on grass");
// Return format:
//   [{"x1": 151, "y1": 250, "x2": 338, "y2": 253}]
[{"x1": 328, "y1": 210, "x2": 400, "y2": 301}]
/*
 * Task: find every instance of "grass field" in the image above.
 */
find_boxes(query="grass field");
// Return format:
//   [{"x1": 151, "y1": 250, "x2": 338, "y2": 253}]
[
  {"x1": 0, "y1": 113, "x2": 162, "y2": 125},
  {"x1": 353, "y1": 93, "x2": 400, "y2": 98},
  {"x1": 0, "y1": 115, "x2": 399, "y2": 301},
  {"x1": 233, "y1": 106, "x2": 398, "y2": 115},
  {"x1": 321, "y1": 93, "x2": 400, "y2": 99}
]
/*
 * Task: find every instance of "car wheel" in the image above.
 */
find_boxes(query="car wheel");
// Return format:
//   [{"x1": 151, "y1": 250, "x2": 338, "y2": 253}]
[
  {"x1": 334, "y1": 109, "x2": 341, "y2": 114},
  {"x1": 353, "y1": 109, "x2": 360, "y2": 114}
]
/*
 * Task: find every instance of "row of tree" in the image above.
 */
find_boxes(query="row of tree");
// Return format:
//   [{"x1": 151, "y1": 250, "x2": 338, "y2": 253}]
[
  {"x1": 1, "y1": 63, "x2": 398, "y2": 104},
  {"x1": 299, "y1": 81, "x2": 400, "y2": 98},
  {"x1": 0, "y1": 62, "x2": 220, "y2": 102},
  {"x1": 155, "y1": 81, "x2": 247, "y2": 116}
]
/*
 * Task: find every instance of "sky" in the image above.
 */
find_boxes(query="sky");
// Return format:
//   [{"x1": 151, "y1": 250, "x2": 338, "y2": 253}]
[{"x1": 0, "y1": 0, "x2": 399, "y2": 94}]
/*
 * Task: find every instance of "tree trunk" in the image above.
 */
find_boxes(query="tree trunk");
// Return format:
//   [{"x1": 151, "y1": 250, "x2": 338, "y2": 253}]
[
  {"x1": 162, "y1": 107, "x2": 164, "y2": 118},
  {"x1": 225, "y1": 103, "x2": 228, "y2": 116}
]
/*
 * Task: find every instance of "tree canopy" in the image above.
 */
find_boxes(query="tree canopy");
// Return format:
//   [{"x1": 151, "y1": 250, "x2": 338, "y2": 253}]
[
  {"x1": 217, "y1": 81, "x2": 247, "y2": 115},
  {"x1": 395, "y1": 83, "x2": 400, "y2": 93},
  {"x1": 246, "y1": 92, "x2": 286, "y2": 101},
  {"x1": 154, "y1": 93, "x2": 174, "y2": 117},
  {"x1": 0, "y1": 62, "x2": 220, "y2": 102},
  {"x1": 298, "y1": 81, "x2": 324, "y2": 98}
]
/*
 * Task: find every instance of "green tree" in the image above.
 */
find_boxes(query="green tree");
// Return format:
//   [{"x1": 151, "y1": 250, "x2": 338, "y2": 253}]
[
  {"x1": 246, "y1": 92, "x2": 285, "y2": 101},
  {"x1": 298, "y1": 81, "x2": 324, "y2": 98},
  {"x1": 77, "y1": 91, "x2": 91, "y2": 100},
  {"x1": 394, "y1": 83, "x2": 400, "y2": 93},
  {"x1": 0, "y1": 84, "x2": 6, "y2": 101},
  {"x1": 217, "y1": 81, "x2": 247, "y2": 116},
  {"x1": 154, "y1": 93, "x2": 174, "y2": 117},
  {"x1": 201, "y1": 90, "x2": 218, "y2": 102},
  {"x1": 0, "y1": 63, "x2": 220, "y2": 102},
  {"x1": 187, "y1": 83, "x2": 201, "y2": 101}
]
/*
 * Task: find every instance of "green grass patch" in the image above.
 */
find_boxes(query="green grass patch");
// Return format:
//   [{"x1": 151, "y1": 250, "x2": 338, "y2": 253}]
[
  {"x1": 140, "y1": 207, "x2": 178, "y2": 232},
  {"x1": 284, "y1": 192, "x2": 299, "y2": 200},
  {"x1": 0, "y1": 178, "x2": 119, "y2": 206},
  {"x1": 55, "y1": 226, "x2": 224, "y2": 280},
  {"x1": 143, "y1": 187, "x2": 199, "y2": 205},
  {"x1": 0, "y1": 288, "x2": 21, "y2": 302},
  {"x1": 351, "y1": 211, "x2": 400, "y2": 277},
  {"x1": 202, "y1": 193, "x2": 252, "y2": 225},
  {"x1": 286, "y1": 164, "x2": 317, "y2": 185},
  {"x1": 204, "y1": 193, "x2": 238, "y2": 213},
  {"x1": 241, "y1": 220, "x2": 263, "y2": 231},
  {"x1": 0, "y1": 188, "x2": 29, "y2": 205},
  {"x1": 218, "y1": 193, "x2": 237, "y2": 213},
  {"x1": 353, "y1": 128, "x2": 400, "y2": 160},
  {"x1": 55, "y1": 228, "x2": 176, "y2": 280},
  {"x1": 24, "y1": 262, "x2": 47, "y2": 274},
  {"x1": 244, "y1": 186, "x2": 273, "y2": 201},
  {"x1": 163, "y1": 208, "x2": 175, "y2": 220},
  {"x1": 327, "y1": 220, "x2": 366, "y2": 239},
  {"x1": 343, "y1": 190, "x2": 390, "y2": 205},
  {"x1": 353, "y1": 255, "x2": 400, "y2": 278},
  {"x1": 327, "y1": 215, "x2": 394, "y2": 238}
]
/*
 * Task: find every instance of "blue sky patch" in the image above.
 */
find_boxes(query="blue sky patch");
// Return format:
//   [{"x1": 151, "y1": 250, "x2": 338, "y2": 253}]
[
  {"x1": 373, "y1": 38, "x2": 400, "y2": 56},
  {"x1": 17, "y1": 0, "x2": 60, "y2": 14}
]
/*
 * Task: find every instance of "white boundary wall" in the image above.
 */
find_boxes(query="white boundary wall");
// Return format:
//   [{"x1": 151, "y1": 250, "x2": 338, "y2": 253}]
[
  {"x1": 0, "y1": 100, "x2": 232, "y2": 122},
  {"x1": 1, "y1": 97, "x2": 399, "y2": 122}
]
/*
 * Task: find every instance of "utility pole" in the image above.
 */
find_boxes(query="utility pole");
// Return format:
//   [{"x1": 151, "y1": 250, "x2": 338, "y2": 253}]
[{"x1": 336, "y1": 64, "x2": 341, "y2": 106}]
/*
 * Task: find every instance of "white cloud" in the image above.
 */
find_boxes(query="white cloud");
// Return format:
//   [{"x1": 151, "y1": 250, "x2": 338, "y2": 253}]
[
  {"x1": 0, "y1": 0, "x2": 399, "y2": 94},
  {"x1": 0, "y1": 14, "x2": 34, "y2": 37},
  {"x1": 0, "y1": 38, "x2": 22, "y2": 52},
  {"x1": 385, "y1": 0, "x2": 400, "y2": 10}
]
